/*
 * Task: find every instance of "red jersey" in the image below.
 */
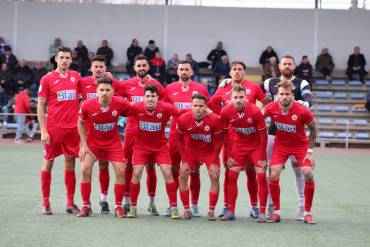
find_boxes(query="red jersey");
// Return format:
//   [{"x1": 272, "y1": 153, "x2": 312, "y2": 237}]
[
  {"x1": 117, "y1": 76, "x2": 165, "y2": 132},
  {"x1": 263, "y1": 101, "x2": 314, "y2": 147},
  {"x1": 210, "y1": 80, "x2": 266, "y2": 114},
  {"x1": 14, "y1": 90, "x2": 30, "y2": 114},
  {"x1": 220, "y1": 103, "x2": 266, "y2": 150},
  {"x1": 79, "y1": 76, "x2": 121, "y2": 101},
  {"x1": 164, "y1": 81, "x2": 210, "y2": 134},
  {"x1": 128, "y1": 101, "x2": 179, "y2": 151},
  {"x1": 79, "y1": 96, "x2": 131, "y2": 149},
  {"x1": 38, "y1": 70, "x2": 80, "y2": 129},
  {"x1": 177, "y1": 111, "x2": 223, "y2": 156}
]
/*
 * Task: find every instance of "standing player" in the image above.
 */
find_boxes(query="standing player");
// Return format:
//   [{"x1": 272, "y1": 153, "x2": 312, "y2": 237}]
[
  {"x1": 209, "y1": 61, "x2": 271, "y2": 218},
  {"x1": 117, "y1": 54, "x2": 165, "y2": 215},
  {"x1": 263, "y1": 55, "x2": 313, "y2": 219},
  {"x1": 79, "y1": 55, "x2": 121, "y2": 214},
  {"x1": 38, "y1": 47, "x2": 80, "y2": 215},
  {"x1": 177, "y1": 94, "x2": 223, "y2": 220},
  {"x1": 125, "y1": 85, "x2": 182, "y2": 219},
  {"x1": 77, "y1": 77, "x2": 131, "y2": 218},
  {"x1": 264, "y1": 80, "x2": 317, "y2": 224},
  {"x1": 219, "y1": 86, "x2": 268, "y2": 222},
  {"x1": 164, "y1": 61, "x2": 210, "y2": 217}
]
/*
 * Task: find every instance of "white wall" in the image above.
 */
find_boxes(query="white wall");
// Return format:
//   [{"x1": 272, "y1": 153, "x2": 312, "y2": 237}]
[{"x1": 1, "y1": 2, "x2": 370, "y2": 69}]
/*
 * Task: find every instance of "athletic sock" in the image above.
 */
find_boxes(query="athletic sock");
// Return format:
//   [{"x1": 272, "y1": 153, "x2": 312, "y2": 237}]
[
  {"x1": 64, "y1": 170, "x2": 76, "y2": 206},
  {"x1": 80, "y1": 182, "x2": 91, "y2": 206},
  {"x1": 209, "y1": 192, "x2": 219, "y2": 211},
  {"x1": 180, "y1": 190, "x2": 190, "y2": 210},
  {"x1": 165, "y1": 182, "x2": 178, "y2": 208},
  {"x1": 124, "y1": 165, "x2": 133, "y2": 197},
  {"x1": 223, "y1": 169, "x2": 229, "y2": 208},
  {"x1": 41, "y1": 170, "x2": 51, "y2": 207},
  {"x1": 304, "y1": 180, "x2": 315, "y2": 212},
  {"x1": 269, "y1": 179, "x2": 280, "y2": 211},
  {"x1": 293, "y1": 166, "x2": 305, "y2": 208},
  {"x1": 257, "y1": 172, "x2": 268, "y2": 213},
  {"x1": 114, "y1": 183, "x2": 125, "y2": 207},
  {"x1": 129, "y1": 182, "x2": 140, "y2": 207},
  {"x1": 246, "y1": 168, "x2": 258, "y2": 207},
  {"x1": 226, "y1": 170, "x2": 239, "y2": 214},
  {"x1": 146, "y1": 166, "x2": 157, "y2": 197},
  {"x1": 99, "y1": 167, "x2": 110, "y2": 197},
  {"x1": 190, "y1": 172, "x2": 201, "y2": 205}
]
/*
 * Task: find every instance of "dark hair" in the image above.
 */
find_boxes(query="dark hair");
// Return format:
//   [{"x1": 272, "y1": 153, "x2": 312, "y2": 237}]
[
  {"x1": 96, "y1": 76, "x2": 112, "y2": 86},
  {"x1": 134, "y1": 54, "x2": 148, "y2": 65},
  {"x1": 281, "y1": 55, "x2": 295, "y2": 62},
  {"x1": 144, "y1": 84, "x2": 158, "y2": 94},
  {"x1": 148, "y1": 40, "x2": 155, "y2": 44},
  {"x1": 178, "y1": 60, "x2": 192, "y2": 67},
  {"x1": 56, "y1": 47, "x2": 72, "y2": 56},
  {"x1": 191, "y1": 93, "x2": 207, "y2": 103},
  {"x1": 4, "y1": 46, "x2": 11, "y2": 52},
  {"x1": 92, "y1": 55, "x2": 106, "y2": 63},
  {"x1": 277, "y1": 80, "x2": 293, "y2": 91},
  {"x1": 230, "y1": 61, "x2": 246, "y2": 70},
  {"x1": 302, "y1": 55, "x2": 308, "y2": 60},
  {"x1": 232, "y1": 85, "x2": 246, "y2": 94}
]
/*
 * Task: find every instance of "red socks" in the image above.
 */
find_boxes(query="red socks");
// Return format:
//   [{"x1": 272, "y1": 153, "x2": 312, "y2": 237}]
[
  {"x1": 145, "y1": 166, "x2": 157, "y2": 197},
  {"x1": 80, "y1": 182, "x2": 91, "y2": 206},
  {"x1": 209, "y1": 192, "x2": 219, "y2": 211},
  {"x1": 129, "y1": 182, "x2": 140, "y2": 206},
  {"x1": 180, "y1": 190, "x2": 190, "y2": 210},
  {"x1": 269, "y1": 179, "x2": 280, "y2": 211},
  {"x1": 246, "y1": 168, "x2": 258, "y2": 207},
  {"x1": 165, "y1": 182, "x2": 178, "y2": 207},
  {"x1": 99, "y1": 167, "x2": 110, "y2": 196},
  {"x1": 226, "y1": 170, "x2": 239, "y2": 213},
  {"x1": 190, "y1": 173, "x2": 201, "y2": 205},
  {"x1": 257, "y1": 173, "x2": 268, "y2": 213},
  {"x1": 114, "y1": 183, "x2": 125, "y2": 207},
  {"x1": 41, "y1": 170, "x2": 51, "y2": 207},
  {"x1": 124, "y1": 165, "x2": 133, "y2": 197},
  {"x1": 223, "y1": 169, "x2": 229, "y2": 208},
  {"x1": 304, "y1": 181, "x2": 315, "y2": 212},
  {"x1": 64, "y1": 170, "x2": 76, "y2": 206}
]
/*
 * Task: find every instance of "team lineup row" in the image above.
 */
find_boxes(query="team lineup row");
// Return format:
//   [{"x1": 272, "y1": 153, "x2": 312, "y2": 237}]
[{"x1": 38, "y1": 47, "x2": 317, "y2": 224}]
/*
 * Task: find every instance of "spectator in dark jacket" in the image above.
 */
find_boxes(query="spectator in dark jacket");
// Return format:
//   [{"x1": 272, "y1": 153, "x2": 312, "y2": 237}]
[
  {"x1": 295, "y1": 55, "x2": 314, "y2": 87},
  {"x1": 126, "y1": 38, "x2": 143, "y2": 76},
  {"x1": 259, "y1": 46, "x2": 279, "y2": 67},
  {"x1": 167, "y1": 53, "x2": 179, "y2": 83},
  {"x1": 96, "y1": 40, "x2": 114, "y2": 68},
  {"x1": 346, "y1": 46, "x2": 368, "y2": 83},
  {"x1": 13, "y1": 59, "x2": 33, "y2": 92},
  {"x1": 144, "y1": 40, "x2": 160, "y2": 61},
  {"x1": 74, "y1": 40, "x2": 89, "y2": 62},
  {"x1": 0, "y1": 46, "x2": 18, "y2": 71},
  {"x1": 185, "y1": 53, "x2": 199, "y2": 81},
  {"x1": 207, "y1": 41, "x2": 227, "y2": 68},
  {"x1": 315, "y1": 47, "x2": 335, "y2": 81},
  {"x1": 150, "y1": 51, "x2": 166, "y2": 84},
  {"x1": 213, "y1": 55, "x2": 230, "y2": 85},
  {"x1": 262, "y1": 56, "x2": 280, "y2": 81},
  {"x1": 0, "y1": 63, "x2": 13, "y2": 96},
  {"x1": 31, "y1": 61, "x2": 47, "y2": 97}
]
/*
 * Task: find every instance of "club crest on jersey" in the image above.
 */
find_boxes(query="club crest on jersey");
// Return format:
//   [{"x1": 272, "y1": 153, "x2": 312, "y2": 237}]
[
  {"x1": 204, "y1": 125, "x2": 210, "y2": 132},
  {"x1": 292, "y1": 114, "x2": 298, "y2": 121},
  {"x1": 157, "y1": 113, "x2": 162, "y2": 119},
  {"x1": 247, "y1": 118, "x2": 252, "y2": 123},
  {"x1": 246, "y1": 89, "x2": 251, "y2": 94},
  {"x1": 71, "y1": 77, "x2": 76, "y2": 83},
  {"x1": 112, "y1": 110, "x2": 117, "y2": 116},
  {"x1": 192, "y1": 91, "x2": 199, "y2": 96}
]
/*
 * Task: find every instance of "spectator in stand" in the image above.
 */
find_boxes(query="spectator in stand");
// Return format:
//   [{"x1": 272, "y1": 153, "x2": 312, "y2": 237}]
[
  {"x1": 74, "y1": 40, "x2": 89, "y2": 62},
  {"x1": 150, "y1": 51, "x2": 166, "y2": 84},
  {"x1": 346, "y1": 46, "x2": 368, "y2": 83},
  {"x1": 259, "y1": 46, "x2": 279, "y2": 67},
  {"x1": 13, "y1": 59, "x2": 33, "y2": 92},
  {"x1": 263, "y1": 56, "x2": 280, "y2": 81},
  {"x1": 0, "y1": 85, "x2": 8, "y2": 125},
  {"x1": 14, "y1": 87, "x2": 32, "y2": 144},
  {"x1": 0, "y1": 36, "x2": 10, "y2": 56},
  {"x1": 295, "y1": 55, "x2": 314, "y2": 87},
  {"x1": 0, "y1": 46, "x2": 18, "y2": 71},
  {"x1": 200, "y1": 78, "x2": 216, "y2": 96},
  {"x1": 213, "y1": 55, "x2": 230, "y2": 85},
  {"x1": 96, "y1": 40, "x2": 114, "y2": 69},
  {"x1": 49, "y1": 38, "x2": 62, "y2": 70},
  {"x1": 185, "y1": 53, "x2": 199, "y2": 82},
  {"x1": 25, "y1": 99, "x2": 38, "y2": 142},
  {"x1": 144, "y1": 40, "x2": 160, "y2": 61},
  {"x1": 31, "y1": 61, "x2": 47, "y2": 97},
  {"x1": 69, "y1": 51, "x2": 79, "y2": 72},
  {"x1": 366, "y1": 91, "x2": 370, "y2": 112},
  {"x1": 315, "y1": 47, "x2": 335, "y2": 81},
  {"x1": 207, "y1": 41, "x2": 227, "y2": 68},
  {"x1": 79, "y1": 52, "x2": 94, "y2": 77},
  {"x1": 167, "y1": 53, "x2": 180, "y2": 83},
  {"x1": 0, "y1": 63, "x2": 13, "y2": 96},
  {"x1": 126, "y1": 38, "x2": 143, "y2": 76}
]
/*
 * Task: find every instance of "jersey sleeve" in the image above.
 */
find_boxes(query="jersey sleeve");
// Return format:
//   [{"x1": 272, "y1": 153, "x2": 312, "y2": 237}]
[
  {"x1": 254, "y1": 83, "x2": 267, "y2": 101},
  {"x1": 118, "y1": 97, "x2": 132, "y2": 115},
  {"x1": 219, "y1": 108, "x2": 230, "y2": 128},
  {"x1": 212, "y1": 115, "x2": 224, "y2": 135},
  {"x1": 112, "y1": 78, "x2": 122, "y2": 95},
  {"x1": 155, "y1": 81, "x2": 166, "y2": 100},
  {"x1": 263, "y1": 104, "x2": 271, "y2": 118},
  {"x1": 79, "y1": 102, "x2": 88, "y2": 122},
  {"x1": 176, "y1": 115, "x2": 187, "y2": 134},
  {"x1": 302, "y1": 107, "x2": 314, "y2": 125},
  {"x1": 38, "y1": 76, "x2": 49, "y2": 99},
  {"x1": 253, "y1": 106, "x2": 266, "y2": 130},
  {"x1": 208, "y1": 89, "x2": 223, "y2": 114},
  {"x1": 116, "y1": 81, "x2": 128, "y2": 98}
]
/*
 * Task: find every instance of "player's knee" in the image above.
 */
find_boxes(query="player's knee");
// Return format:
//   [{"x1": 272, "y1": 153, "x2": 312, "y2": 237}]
[
  {"x1": 81, "y1": 167, "x2": 92, "y2": 181},
  {"x1": 162, "y1": 169, "x2": 173, "y2": 182},
  {"x1": 304, "y1": 171, "x2": 314, "y2": 182},
  {"x1": 42, "y1": 159, "x2": 54, "y2": 171},
  {"x1": 270, "y1": 170, "x2": 280, "y2": 181},
  {"x1": 98, "y1": 160, "x2": 109, "y2": 169}
]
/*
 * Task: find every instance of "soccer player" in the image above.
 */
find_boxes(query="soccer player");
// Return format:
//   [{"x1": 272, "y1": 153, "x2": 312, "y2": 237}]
[
  {"x1": 164, "y1": 61, "x2": 210, "y2": 217},
  {"x1": 209, "y1": 61, "x2": 271, "y2": 218},
  {"x1": 263, "y1": 80, "x2": 317, "y2": 224},
  {"x1": 77, "y1": 77, "x2": 131, "y2": 218},
  {"x1": 177, "y1": 94, "x2": 223, "y2": 220},
  {"x1": 117, "y1": 54, "x2": 165, "y2": 215},
  {"x1": 79, "y1": 55, "x2": 121, "y2": 214},
  {"x1": 263, "y1": 55, "x2": 313, "y2": 219},
  {"x1": 125, "y1": 85, "x2": 181, "y2": 219},
  {"x1": 38, "y1": 47, "x2": 81, "y2": 215},
  {"x1": 219, "y1": 86, "x2": 268, "y2": 222}
]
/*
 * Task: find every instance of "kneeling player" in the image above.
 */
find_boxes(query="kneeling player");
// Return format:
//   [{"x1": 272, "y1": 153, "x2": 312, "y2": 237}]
[
  {"x1": 219, "y1": 86, "x2": 268, "y2": 222},
  {"x1": 77, "y1": 77, "x2": 131, "y2": 218},
  {"x1": 177, "y1": 94, "x2": 223, "y2": 220},
  {"x1": 263, "y1": 80, "x2": 317, "y2": 224}
]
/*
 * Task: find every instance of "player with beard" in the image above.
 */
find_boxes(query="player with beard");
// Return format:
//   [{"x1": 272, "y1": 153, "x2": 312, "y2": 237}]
[
  {"x1": 209, "y1": 61, "x2": 271, "y2": 219},
  {"x1": 117, "y1": 54, "x2": 165, "y2": 216},
  {"x1": 263, "y1": 80, "x2": 317, "y2": 224},
  {"x1": 262, "y1": 55, "x2": 313, "y2": 220},
  {"x1": 79, "y1": 55, "x2": 121, "y2": 214},
  {"x1": 164, "y1": 61, "x2": 210, "y2": 217}
]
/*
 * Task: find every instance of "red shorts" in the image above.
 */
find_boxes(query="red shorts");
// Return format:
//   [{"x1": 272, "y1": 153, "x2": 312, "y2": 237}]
[
  {"x1": 90, "y1": 146, "x2": 125, "y2": 163},
  {"x1": 122, "y1": 131, "x2": 135, "y2": 164},
  {"x1": 133, "y1": 145, "x2": 172, "y2": 165},
  {"x1": 231, "y1": 147, "x2": 263, "y2": 169},
  {"x1": 169, "y1": 133, "x2": 181, "y2": 167},
  {"x1": 43, "y1": 128, "x2": 80, "y2": 160},
  {"x1": 185, "y1": 153, "x2": 220, "y2": 171},
  {"x1": 270, "y1": 144, "x2": 312, "y2": 168}
]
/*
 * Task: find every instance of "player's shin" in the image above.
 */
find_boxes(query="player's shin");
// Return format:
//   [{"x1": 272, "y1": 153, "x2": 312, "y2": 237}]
[
  {"x1": 226, "y1": 170, "x2": 239, "y2": 214},
  {"x1": 257, "y1": 171, "x2": 268, "y2": 214}
]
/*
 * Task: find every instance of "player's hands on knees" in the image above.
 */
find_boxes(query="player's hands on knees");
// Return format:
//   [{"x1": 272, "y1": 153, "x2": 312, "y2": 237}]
[
  {"x1": 79, "y1": 145, "x2": 95, "y2": 162},
  {"x1": 218, "y1": 78, "x2": 232, "y2": 88},
  {"x1": 41, "y1": 130, "x2": 50, "y2": 145},
  {"x1": 257, "y1": 160, "x2": 267, "y2": 169},
  {"x1": 303, "y1": 153, "x2": 315, "y2": 168},
  {"x1": 209, "y1": 164, "x2": 220, "y2": 179},
  {"x1": 226, "y1": 157, "x2": 236, "y2": 168},
  {"x1": 179, "y1": 162, "x2": 190, "y2": 176}
]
